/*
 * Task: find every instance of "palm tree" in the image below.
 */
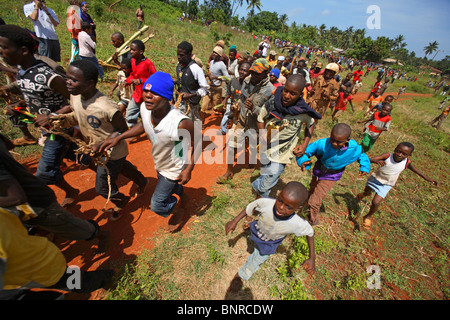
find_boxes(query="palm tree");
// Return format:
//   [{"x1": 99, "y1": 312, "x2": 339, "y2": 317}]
[
  {"x1": 229, "y1": 0, "x2": 246, "y2": 25},
  {"x1": 394, "y1": 34, "x2": 405, "y2": 49},
  {"x1": 246, "y1": 0, "x2": 262, "y2": 16},
  {"x1": 424, "y1": 41, "x2": 439, "y2": 59},
  {"x1": 279, "y1": 13, "x2": 288, "y2": 32},
  {"x1": 319, "y1": 24, "x2": 326, "y2": 37}
]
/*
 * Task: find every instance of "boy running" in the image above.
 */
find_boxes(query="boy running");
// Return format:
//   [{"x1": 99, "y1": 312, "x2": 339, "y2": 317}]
[{"x1": 355, "y1": 142, "x2": 437, "y2": 229}]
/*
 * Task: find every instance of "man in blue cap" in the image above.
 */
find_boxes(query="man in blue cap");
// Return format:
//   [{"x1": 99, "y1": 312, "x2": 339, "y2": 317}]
[{"x1": 99, "y1": 71, "x2": 196, "y2": 232}]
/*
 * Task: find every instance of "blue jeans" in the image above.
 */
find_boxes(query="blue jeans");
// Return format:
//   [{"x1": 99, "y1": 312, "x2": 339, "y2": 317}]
[
  {"x1": 95, "y1": 156, "x2": 146, "y2": 207},
  {"x1": 35, "y1": 134, "x2": 70, "y2": 185},
  {"x1": 238, "y1": 247, "x2": 270, "y2": 281},
  {"x1": 151, "y1": 172, "x2": 183, "y2": 217},
  {"x1": 125, "y1": 98, "x2": 141, "y2": 128},
  {"x1": 251, "y1": 160, "x2": 286, "y2": 198},
  {"x1": 219, "y1": 101, "x2": 232, "y2": 133}
]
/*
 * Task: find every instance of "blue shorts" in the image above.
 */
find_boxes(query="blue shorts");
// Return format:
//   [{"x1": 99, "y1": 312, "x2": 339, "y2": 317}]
[{"x1": 366, "y1": 176, "x2": 392, "y2": 198}]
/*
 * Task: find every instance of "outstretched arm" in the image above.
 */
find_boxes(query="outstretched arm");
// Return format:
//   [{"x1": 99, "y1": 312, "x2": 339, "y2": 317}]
[
  {"x1": 407, "y1": 162, "x2": 438, "y2": 185},
  {"x1": 301, "y1": 235, "x2": 316, "y2": 275}
]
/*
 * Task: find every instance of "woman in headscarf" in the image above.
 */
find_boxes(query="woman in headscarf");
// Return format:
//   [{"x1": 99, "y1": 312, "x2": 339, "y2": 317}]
[{"x1": 80, "y1": 1, "x2": 96, "y2": 42}]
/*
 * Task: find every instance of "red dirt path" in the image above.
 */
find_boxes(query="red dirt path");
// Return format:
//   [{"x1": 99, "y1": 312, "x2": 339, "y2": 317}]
[{"x1": 22, "y1": 91, "x2": 432, "y2": 299}]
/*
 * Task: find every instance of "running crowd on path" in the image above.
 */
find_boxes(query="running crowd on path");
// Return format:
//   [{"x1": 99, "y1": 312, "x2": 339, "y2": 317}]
[{"x1": 0, "y1": 2, "x2": 443, "y2": 299}]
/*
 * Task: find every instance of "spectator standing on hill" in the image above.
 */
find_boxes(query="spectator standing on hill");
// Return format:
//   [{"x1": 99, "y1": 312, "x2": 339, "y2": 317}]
[
  {"x1": 136, "y1": 4, "x2": 145, "y2": 30},
  {"x1": 23, "y1": 0, "x2": 61, "y2": 62},
  {"x1": 67, "y1": 0, "x2": 82, "y2": 63},
  {"x1": 79, "y1": 1, "x2": 96, "y2": 42},
  {"x1": 78, "y1": 21, "x2": 104, "y2": 80}
]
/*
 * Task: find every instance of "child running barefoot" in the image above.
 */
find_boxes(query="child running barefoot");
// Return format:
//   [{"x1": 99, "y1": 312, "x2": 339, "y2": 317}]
[
  {"x1": 225, "y1": 181, "x2": 315, "y2": 290},
  {"x1": 355, "y1": 142, "x2": 438, "y2": 229}
]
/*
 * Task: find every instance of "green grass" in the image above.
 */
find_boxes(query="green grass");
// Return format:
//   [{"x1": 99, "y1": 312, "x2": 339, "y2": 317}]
[{"x1": 1, "y1": 0, "x2": 448, "y2": 301}]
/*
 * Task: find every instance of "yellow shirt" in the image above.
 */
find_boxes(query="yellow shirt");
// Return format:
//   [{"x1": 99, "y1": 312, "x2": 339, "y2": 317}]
[{"x1": 0, "y1": 211, "x2": 66, "y2": 290}]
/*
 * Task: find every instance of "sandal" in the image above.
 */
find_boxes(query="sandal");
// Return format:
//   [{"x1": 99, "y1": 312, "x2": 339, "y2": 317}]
[{"x1": 13, "y1": 137, "x2": 37, "y2": 146}]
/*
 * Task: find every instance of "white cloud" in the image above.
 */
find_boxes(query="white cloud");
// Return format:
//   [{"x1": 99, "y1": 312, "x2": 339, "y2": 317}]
[{"x1": 321, "y1": 9, "x2": 331, "y2": 15}]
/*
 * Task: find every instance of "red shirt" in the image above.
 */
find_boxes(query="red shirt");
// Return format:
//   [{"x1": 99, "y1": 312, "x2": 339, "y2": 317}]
[
  {"x1": 352, "y1": 70, "x2": 363, "y2": 82},
  {"x1": 371, "y1": 81, "x2": 381, "y2": 93},
  {"x1": 335, "y1": 92, "x2": 352, "y2": 110},
  {"x1": 126, "y1": 57, "x2": 156, "y2": 103}
]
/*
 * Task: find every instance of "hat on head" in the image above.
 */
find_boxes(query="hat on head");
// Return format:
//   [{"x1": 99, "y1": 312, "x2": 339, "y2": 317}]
[
  {"x1": 270, "y1": 68, "x2": 280, "y2": 79},
  {"x1": 249, "y1": 58, "x2": 270, "y2": 73},
  {"x1": 216, "y1": 40, "x2": 225, "y2": 48},
  {"x1": 213, "y1": 46, "x2": 224, "y2": 56},
  {"x1": 278, "y1": 56, "x2": 285, "y2": 61},
  {"x1": 239, "y1": 50, "x2": 250, "y2": 59},
  {"x1": 316, "y1": 62, "x2": 323, "y2": 68},
  {"x1": 229, "y1": 45, "x2": 237, "y2": 50},
  {"x1": 142, "y1": 71, "x2": 174, "y2": 101},
  {"x1": 269, "y1": 50, "x2": 277, "y2": 56},
  {"x1": 325, "y1": 63, "x2": 340, "y2": 73}
]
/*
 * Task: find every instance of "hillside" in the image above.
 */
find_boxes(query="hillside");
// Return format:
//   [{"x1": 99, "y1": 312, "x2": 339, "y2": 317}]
[{"x1": 0, "y1": 0, "x2": 448, "y2": 302}]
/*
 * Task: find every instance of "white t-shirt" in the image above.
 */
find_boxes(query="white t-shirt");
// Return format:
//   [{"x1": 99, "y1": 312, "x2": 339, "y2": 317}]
[
  {"x1": 246, "y1": 198, "x2": 314, "y2": 242},
  {"x1": 140, "y1": 106, "x2": 189, "y2": 180},
  {"x1": 23, "y1": 2, "x2": 59, "y2": 40}
]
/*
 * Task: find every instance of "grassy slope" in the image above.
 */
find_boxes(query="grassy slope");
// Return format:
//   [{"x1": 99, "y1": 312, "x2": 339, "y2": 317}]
[{"x1": 1, "y1": 0, "x2": 448, "y2": 300}]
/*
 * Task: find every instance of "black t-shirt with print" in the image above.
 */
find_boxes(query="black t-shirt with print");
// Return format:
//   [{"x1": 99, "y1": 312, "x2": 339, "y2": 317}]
[{"x1": 16, "y1": 61, "x2": 67, "y2": 115}]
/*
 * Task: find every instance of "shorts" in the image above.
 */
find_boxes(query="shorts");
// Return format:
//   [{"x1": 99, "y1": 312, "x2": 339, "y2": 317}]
[{"x1": 366, "y1": 176, "x2": 392, "y2": 198}]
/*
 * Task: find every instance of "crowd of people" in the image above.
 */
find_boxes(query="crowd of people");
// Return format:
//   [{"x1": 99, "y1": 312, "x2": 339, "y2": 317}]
[{"x1": 0, "y1": 3, "x2": 443, "y2": 298}]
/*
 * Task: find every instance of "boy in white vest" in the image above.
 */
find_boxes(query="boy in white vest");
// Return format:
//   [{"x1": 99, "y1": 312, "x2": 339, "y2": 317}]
[
  {"x1": 356, "y1": 142, "x2": 438, "y2": 229},
  {"x1": 99, "y1": 71, "x2": 196, "y2": 231}
]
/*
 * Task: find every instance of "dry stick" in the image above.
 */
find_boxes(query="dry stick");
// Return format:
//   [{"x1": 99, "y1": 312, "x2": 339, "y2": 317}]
[
  {"x1": 42, "y1": 121, "x2": 112, "y2": 211},
  {"x1": 105, "y1": 25, "x2": 150, "y2": 63},
  {"x1": 109, "y1": 0, "x2": 123, "y2": 9}
]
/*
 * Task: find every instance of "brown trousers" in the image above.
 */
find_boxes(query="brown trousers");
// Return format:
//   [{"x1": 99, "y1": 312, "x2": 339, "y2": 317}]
[{"x1": 308, "y1": 176, "x2": 337, "y2": 221}]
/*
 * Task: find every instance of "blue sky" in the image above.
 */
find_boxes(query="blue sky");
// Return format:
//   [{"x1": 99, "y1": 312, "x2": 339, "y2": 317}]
[{"x1": 230, "y1": 0, "x2": 449, "y2": 60}]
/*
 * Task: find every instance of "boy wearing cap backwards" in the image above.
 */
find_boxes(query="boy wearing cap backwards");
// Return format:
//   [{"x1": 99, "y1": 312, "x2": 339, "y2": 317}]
[
  {"x1": 218, "y1": 58, "x2": 274, "y2": 182},
  {"x1": 307, "y1": 63, "x2": 340, "y2": 118},
  {"x1": 201, "y1": 46, "x2": 230, "y2": 127},
  {"x1": 296, "y1": 123, "x2": 370, "y2": 225},
  {"x1": 57, "y1": 59, "x2": 148, "y2": 221},
  {"x1": 100, "y1": 72, "x2": 196, "y2": 231}
]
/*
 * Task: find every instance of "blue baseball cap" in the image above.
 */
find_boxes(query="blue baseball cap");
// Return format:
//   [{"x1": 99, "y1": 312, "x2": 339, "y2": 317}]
[{"x1": 142, "y1": 71, "x2": 174, "y2": 101}]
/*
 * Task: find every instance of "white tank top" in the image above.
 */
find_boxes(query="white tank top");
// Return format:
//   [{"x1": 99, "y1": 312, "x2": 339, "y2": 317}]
[
  {"x1": 371, "y1": 153, "x2": 409, "y2": 186},
  {"x1": 140, "y1": 104, "x2": 189, "y2": 180}
]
